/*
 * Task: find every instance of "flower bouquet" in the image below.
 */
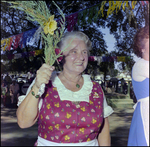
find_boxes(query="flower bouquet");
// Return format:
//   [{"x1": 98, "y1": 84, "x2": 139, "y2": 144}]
[{"x1": 3, "y1": 1, "x2": 66, "y2": 66}]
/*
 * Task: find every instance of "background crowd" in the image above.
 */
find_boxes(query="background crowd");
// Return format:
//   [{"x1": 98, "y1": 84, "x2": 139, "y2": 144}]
[
  {"x1": 1, "y1": 71, "x2": 35, "y2": 108},
  {"x1": 1, "y1": 70, "x2": 136, "y2": 109}
]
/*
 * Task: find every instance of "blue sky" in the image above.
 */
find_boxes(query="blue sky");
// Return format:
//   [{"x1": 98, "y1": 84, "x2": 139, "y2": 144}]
[
  {"x1": 101, "y1": 28, "x2": 140, "y2": 62},
  {"x1": 101, "y1": 28, "x2": 141, "y2": 70},
  {"x1": 101, "y1": 28, "x2": 116, "y2": 53}
]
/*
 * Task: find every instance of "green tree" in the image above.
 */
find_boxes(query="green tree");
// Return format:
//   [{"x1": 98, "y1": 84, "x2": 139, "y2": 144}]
[
  {"x1": 103, "y1": 1, "x2": 149, "y2": 72},
  {"x1": 1, "y1": 1, "x2": 41, "y2": 72},
  {"x1": 1, "y1": 0, "x2": 111, "y2": 74}
]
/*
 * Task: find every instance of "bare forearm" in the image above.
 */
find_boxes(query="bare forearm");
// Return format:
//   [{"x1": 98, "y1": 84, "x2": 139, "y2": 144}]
[
  {"x1": 17, "y1": 64, "x2": 55, "y2": 128},
  {"x1": 98, "y1": 117, "x2": 111, "y2": 146},
  {"x1": 16, "y1": 84, "x2": 40, "y2": 128}
]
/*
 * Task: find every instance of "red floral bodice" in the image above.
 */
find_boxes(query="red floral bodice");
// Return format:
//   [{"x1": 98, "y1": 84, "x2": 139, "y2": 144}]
[{"x1": 38, "y1": 81, "x2": 104, "y2": 143}]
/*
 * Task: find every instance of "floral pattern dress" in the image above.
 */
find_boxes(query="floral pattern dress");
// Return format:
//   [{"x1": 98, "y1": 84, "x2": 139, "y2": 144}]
[
  {"x1": 38, "y1": 80, "x2": 103, "y2": 143},
  {"x1": 17, "y1": 74, "x2": 114, "y2": 146}
]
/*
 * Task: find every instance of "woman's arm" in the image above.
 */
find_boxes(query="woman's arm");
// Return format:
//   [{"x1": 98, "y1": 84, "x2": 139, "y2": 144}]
[
  {"x1": 16, "y1": 84, "x2": 41, "y2": 128},
  {"x1": 98, "y1": 117, "x2": 111, "y2": 146},
  {"x1": 16, "y1": 64, "x2": 55, "y2": 128}
]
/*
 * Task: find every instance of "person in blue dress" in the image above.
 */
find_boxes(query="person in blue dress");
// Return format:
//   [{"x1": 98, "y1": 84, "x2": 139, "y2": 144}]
[{"x1": 128, "y1": 25, "x2": 149, "y2": 146}]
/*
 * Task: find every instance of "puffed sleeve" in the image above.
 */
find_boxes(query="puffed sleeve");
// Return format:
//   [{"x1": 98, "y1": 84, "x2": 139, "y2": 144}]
[
  {"x1": 17, "y1": 78, "x2": 44, "y2": 111},
  {"x1": 132, "y1": 58, "x2": 149, "y2": 81},
  {"x1": 17, "y1": 71, "x2": 58, "y2": 109},
  {"x1": 103, "y1": 93, "x2": 114, "y2": 118},
  {"x1": 17, "y1": 79, "x2": 35, "y2": 106}
]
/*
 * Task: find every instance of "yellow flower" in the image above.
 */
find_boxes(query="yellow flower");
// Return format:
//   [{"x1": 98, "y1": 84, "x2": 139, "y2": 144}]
[
  {"x1": 92, "y1": 118, "x2": 97, "y2": 124},
  {"x1": 53, "y1": 87, "x2": 57, "y2": 91},
  {"x1": 47, "y1": 104, "x2": 51, "y2": 109},
  {"x1": 48, "y1": 126, "x2": 53, "y2": 131},
  {"x1": 44, "y1": 134, "x2": 47, "y2": 139},
  {"x1": 94, "y1": 92, "x2": 99, "y2": 98},
  {"x1": 79, "y1": 128, "x2": 85, "y2": 134},
  {"x1": 92, "y1": 82, "x2": 96, "y2": 85},
  {"x1": 89, "y1": 100, "x2": 93, "y2": 105},
  {"x1": 98, "y1": 105, "x2": 101, "y2": 109},
  {"x1": 81, "y1": 106, "x2": 86, "y2": 112},
  {"x1": 44, "y1": 15, "x2": 57, "y2": 35},
  {"x1": 45, "y1": 93, "x2": 49, "y2": 97},
  {"x1": 55, "y1": 124, "x2": 60, "y2": 130},
  {"x1": 65, "y1": 112, "x2": 72, "y2": 119},
  {"x1": 98, "y1": 123, "x2": 101, "y2": 128},
  {"x1": 87, "y1": 138, "x2": 91, "y2": 142},
  {"x1": 64, "y1": 135, "x2": 70, "y2": 141},
  {"x1": 54, "y1": 102, "x2": 60, "y2": 107}
]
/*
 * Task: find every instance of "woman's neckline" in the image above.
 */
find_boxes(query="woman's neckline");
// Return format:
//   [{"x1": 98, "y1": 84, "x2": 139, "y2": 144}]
[{"x1": 56, "y1": 73, "x2": 85, "y2": 92}]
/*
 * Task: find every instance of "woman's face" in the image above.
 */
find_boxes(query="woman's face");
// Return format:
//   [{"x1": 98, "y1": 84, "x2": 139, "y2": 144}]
[
  {"x1": 142, "y1": 38, "x2": 149, "y2": 61},
  {"x1": 62, "y1": 38, "x2": 88, "y2": 74}
]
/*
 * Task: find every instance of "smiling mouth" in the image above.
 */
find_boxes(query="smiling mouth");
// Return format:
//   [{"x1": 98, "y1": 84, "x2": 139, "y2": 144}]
[{"x1": 75, "y1": 63, "x2": 83, "y2": 66}]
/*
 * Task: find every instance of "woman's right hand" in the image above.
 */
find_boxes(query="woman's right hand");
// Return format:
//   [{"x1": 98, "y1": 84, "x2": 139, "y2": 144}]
[{"x1": 34, "y1": 63, "x2": 55, "y2": 89}]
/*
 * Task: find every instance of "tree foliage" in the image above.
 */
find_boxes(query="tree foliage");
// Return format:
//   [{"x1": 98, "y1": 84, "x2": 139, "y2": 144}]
[
  {"x1": 4, "y1": 1, "x2": 147, "y2": 76},
  {"x1": 104, "y1": 1, "x2": 149, "y2": 72},
  {"x1": 1, "y1": 1, "x2": 37, "y2": 39},
  {"x1": 1, "y1": 0, "x2": 110, "y2": 74}
]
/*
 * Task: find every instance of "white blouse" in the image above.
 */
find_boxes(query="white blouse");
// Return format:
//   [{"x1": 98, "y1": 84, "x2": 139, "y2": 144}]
[
  {"x1": 132, "y1": 58, "x2": 149, "y2": 81},
  {"x1": 17, "y1": 73, "x2": 114, "y2": 118}
]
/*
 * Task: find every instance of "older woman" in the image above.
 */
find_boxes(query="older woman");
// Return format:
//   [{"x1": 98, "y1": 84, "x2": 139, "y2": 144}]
[
  {"x1": 17, "y1": 31, "x2": 114, "y2": 146},
  {"x1": 128, "y1": 26, "x2": 149, "y2": 146}
]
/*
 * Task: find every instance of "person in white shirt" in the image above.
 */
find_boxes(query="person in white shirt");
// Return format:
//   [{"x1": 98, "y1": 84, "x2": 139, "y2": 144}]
[{"x1": 128, "y1": 25, "x2": 149, "y2": 146}]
